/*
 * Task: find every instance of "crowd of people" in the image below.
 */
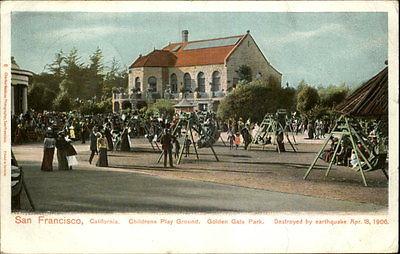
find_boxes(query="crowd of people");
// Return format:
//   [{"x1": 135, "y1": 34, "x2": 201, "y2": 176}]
[
  {"x1": 12, "y1": 109, "x2": 386, "y2": 171},
  {"x1": 12, "y1": 109, "x2": 175, "y2": 170}
]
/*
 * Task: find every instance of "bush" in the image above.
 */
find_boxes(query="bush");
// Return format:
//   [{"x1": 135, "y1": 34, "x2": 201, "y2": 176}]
[
  {"x1": 217, "y1": 80, "x2": 294, "y2": 123},
  {"x1": 146, "y1": 99, "x2": 175, "y2": 119}
]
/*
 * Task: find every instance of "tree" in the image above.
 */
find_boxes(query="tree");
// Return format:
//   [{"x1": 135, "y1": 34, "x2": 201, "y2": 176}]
[
  {"x1": 103, "y1": 57, "x2": 128, "y2": 97},
  {"x1": 238, "y1": 65, "x2": 252, "y2": 83},
  {"x1": 296, "y1": 85, "x2": 320, "y2": 117},
  {"x1": 47, "y1": 49, "x2": 66, "y2": 79},
  {"x1": 217, "y1": 80, "x2": 294, "y2": 123},
  {"x1": 27, "y1": 82, "x2": 57, "y2": 111},
  {"x1": 318, "y1": 83, "x2": 349, "y2": 109},
  {"x1": 53, "y1": 91, "x2": 72, "y2": 112},
  {"x1": 88, "y1": 47, "x2": 105, "y2": 97},
  {"x1": 146, "y1": 99, "x2": 175, "y2": 119}
]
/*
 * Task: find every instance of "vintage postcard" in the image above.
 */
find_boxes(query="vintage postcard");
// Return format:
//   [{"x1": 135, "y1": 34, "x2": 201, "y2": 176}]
[{"x1": 1, "y1": 1, "x2": 398, "y2": 253}]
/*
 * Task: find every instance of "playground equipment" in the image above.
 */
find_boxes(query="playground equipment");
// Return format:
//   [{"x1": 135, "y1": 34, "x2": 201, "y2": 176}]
[
  {"x1": 305, "y1": 65, "x2": 389, "y2": 186},
  {"x1": 303, "y1": 115, "x2": 388, "y2": 187},
  {"x1": 157, "y1": 112, "x2": 219, "y2": 165},
  {"x1": 127, "y1": 115, "x2": 162, "y2": 151},
  {"x1": 249, "y1": 109, "x2": 297, "y2": 153}
]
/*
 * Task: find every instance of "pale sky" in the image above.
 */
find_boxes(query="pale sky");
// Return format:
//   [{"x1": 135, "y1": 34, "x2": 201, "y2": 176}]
[{"x1": 11, "y1": 12, "x2": 388, "y2": 87}]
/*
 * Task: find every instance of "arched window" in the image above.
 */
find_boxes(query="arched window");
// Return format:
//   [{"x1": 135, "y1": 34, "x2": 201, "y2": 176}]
[
  {"x1": 211, "y1": 71, "x2": 221, "y2": 92},
  {"x1": 197, "y1": 72, "x2": 205, "y2": 93},
  {"x1": 184, "y1": 73, "x2": 191, "y2": 92},
  {"x1": 135, "y1": 77, "x2": 141, "y2": 91},
  {"x1": 170, "y1": 73, "x2": 177, "y2": 93},
  {"x1": 148, "y1": 76, "x2": 157, "y2": 92}
]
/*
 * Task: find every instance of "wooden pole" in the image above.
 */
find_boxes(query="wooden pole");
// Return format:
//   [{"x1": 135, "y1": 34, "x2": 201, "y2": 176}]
[
  {"x1": 325, "y1": 134, "x2": 343, "y2": 177},
  {"x1": 303, "y1": 132, "x2": 332, "y2": 180}
]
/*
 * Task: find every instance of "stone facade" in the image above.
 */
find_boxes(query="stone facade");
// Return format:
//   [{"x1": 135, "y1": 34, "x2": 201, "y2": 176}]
[
  {"x1": 226, "y1": 35, "x2": 281, "y2": 88},
  {"x1": 116, "y1": 32, "x2": 281, "y2": 113}
]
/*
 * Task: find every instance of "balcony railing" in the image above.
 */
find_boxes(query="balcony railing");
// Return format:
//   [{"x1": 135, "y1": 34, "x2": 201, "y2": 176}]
[{"x1": 113, "y1": 90, "x2": 226, "y2": 101}]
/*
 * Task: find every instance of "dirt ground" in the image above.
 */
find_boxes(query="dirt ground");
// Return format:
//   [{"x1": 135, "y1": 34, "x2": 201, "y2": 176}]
[{"x1": 12, "y1": 133, "x2": 388, "y2": 208}]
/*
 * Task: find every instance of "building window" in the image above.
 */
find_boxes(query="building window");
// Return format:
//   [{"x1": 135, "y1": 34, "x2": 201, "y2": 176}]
[
  {"x1": 211, "y1": 71, "x2": 221, "y2": 92},
  {"x1": 135, "y1": 77, "x2": 141, "y2": 91},
  {"x1": 148, "y1": 76, "x2": 157, "y2": 92},
  {"x1": 197, "y1": 72, "x2": 205, "y2": 93},
  {"x1": 170, "y1": 73, "x2": 178, "y2": 93},
  {"x1": 184, "y1": 73, "x2": 191, "y2": 92}
]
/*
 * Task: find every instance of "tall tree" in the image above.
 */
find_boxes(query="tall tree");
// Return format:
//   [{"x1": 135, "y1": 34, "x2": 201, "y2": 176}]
[
  {"x1": 88, "y1": 47, "x2": 105, "y2": 97},
  {"x1": 47, "y1": 49, "x2": 66, "y2": 79},
  {"x1": 296, "y1": 85, "x2": 320, "y2": 118}
]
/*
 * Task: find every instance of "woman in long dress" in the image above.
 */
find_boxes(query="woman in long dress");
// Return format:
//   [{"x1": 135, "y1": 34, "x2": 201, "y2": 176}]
[
  {"x1": 41, "y1": 130, "x2": 56, "y2": 171},
  {"x1": 65, "y1": 137, "x2": 78, "y2": 170},
  {"x1": 96, "y1": 132, "x2": 108, "y2": 167},
  {"x1": 120, "y1": 127, "x2": 131, "y2": 151},
  {"x1": 55, "y1": 132, "x2": 69, "y2": 170}
]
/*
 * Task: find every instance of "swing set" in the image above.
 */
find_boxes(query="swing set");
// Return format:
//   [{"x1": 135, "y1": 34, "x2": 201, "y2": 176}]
[
  {"x1": 249, "y1": 110, "x2": 297, "y2": 153},
  {"x1": 156, "y1": 112, "x2": 219, "y2": 165},
  {"x1": 303, "y1": 115, "x2": 388, "y2": 187}
]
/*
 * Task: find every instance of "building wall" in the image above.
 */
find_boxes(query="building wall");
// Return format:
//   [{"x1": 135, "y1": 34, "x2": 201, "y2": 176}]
[
  {"x1": 167, "y1": 64, "x2": 226, "y2": 93},
  {"x1": 128, "y1": 67, "x2": 144, "y2": 92},
  {"x1": 129, "y1": 64, "x2": 227, "y2": 96},
  {"x1": 226, "y1": 34, "x2": 282, "y2": 89},
  {"x1": 129, "y1": 67, "x2": 164, "y2": 94}
]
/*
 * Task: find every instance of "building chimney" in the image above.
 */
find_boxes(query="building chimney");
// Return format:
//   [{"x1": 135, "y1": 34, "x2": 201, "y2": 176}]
[{"x1": 182, "y1": 30, "x2": 189, "y2": 42}]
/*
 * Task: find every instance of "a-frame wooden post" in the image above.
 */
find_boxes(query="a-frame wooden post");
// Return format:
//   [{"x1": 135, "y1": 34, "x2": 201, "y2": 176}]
[{"x1": 304, "y1": 115, "x2": 375, "y2": 186}]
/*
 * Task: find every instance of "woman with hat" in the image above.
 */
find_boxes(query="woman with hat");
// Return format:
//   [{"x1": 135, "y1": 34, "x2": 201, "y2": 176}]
[
  {"x1": 40, "y1": 128, "x2": 56, "y2": 171},
  {"x1": 96, "y1": 132, "x2": 109, "y2": 167}
]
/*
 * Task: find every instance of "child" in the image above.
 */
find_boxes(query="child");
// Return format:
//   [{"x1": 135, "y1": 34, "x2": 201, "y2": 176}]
[
  {"x1": 227, "y1": 131, "x2": 235, "y2": 150},
  {"x1": 234, "y1": 133, "x2": 241, "y2": 149}
]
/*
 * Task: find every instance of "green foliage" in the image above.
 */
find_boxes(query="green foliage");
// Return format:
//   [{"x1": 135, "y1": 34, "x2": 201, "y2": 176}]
[
  {"x1": 27, "y1": 82, "x2": 57, "y2": 111},
  {"x1": 53, "y1": 91, "x2": 72, "y2": 112},
  {"x1": 146, "y1": 99, "x2": 175, "y2": 119},
  {"x1": 296, "y1": 84, "x2": 320, "y2": 117},
  {"x1": 238, "y1": 65, "x2": 252, "y2": 82},
  {"x1": 29, "y1": 47, "x2": 127, "y2": 112},
  {"x1": 217, "y1": 80, "x2": 294, "y2": 123},
  {"x1": 103, "y1": 57, "x2": 128, "y2": 97},
  {"x1": 78, "y1": 98, "x2": 112, "y2": 115},
  {"x1": 317, "y1": 83, "x2": 349, "y2": 108}
]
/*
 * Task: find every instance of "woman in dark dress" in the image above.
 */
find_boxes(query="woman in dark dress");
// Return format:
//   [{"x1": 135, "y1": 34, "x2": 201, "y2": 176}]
[
  {"x1": 104, "y1": 126, "x2": 114, "y2": 151},
  {"x1": 55, "y1": 132, "x2": 69, "y2": 170},
  {"x1": 120, "y1": 127, "x2": 130, "y2": 151},
  {"x1": 40, "y1": 130, "x2": 56, "y2": 171},
  {"x1": 96, "y1": 132, "x2": 109, "y2": 167}
]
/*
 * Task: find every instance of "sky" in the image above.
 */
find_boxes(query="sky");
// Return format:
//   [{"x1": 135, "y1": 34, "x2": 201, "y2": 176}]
[{"x1": 11, "y1": 12, "x2": 388, "y2": 87}]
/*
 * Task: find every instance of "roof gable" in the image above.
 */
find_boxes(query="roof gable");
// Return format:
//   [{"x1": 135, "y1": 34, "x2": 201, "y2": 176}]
[
  {"x1": 130, "y1": 34, "x2": 246, "y2": 68},
  {"x1": 130, "y1": 50, "x2": 177, "y2": 68}
]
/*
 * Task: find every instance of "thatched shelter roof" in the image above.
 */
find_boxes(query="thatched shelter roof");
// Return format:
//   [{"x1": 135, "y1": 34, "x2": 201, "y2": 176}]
[{"x1": 335, "y1": 66, "x2": 388, "y2": 118}]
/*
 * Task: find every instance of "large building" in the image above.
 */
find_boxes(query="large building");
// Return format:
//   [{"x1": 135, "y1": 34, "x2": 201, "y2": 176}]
[{"x1": 113, "y1": 30, "x2": 281, "y2": 112}]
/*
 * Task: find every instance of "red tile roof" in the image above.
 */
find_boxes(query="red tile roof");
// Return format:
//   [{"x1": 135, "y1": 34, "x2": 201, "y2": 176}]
[
  {"x1": 130, "y1": 34, "x2": 246, "y2": 68},
  {"x1": 130, "y1": 50, "x2": 177, "y2": 68}
]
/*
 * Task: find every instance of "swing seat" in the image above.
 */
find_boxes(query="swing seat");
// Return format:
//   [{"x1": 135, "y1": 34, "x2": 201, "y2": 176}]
[{"x1": 363, "y1": 153, "x2": 388, "y2": 172}]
